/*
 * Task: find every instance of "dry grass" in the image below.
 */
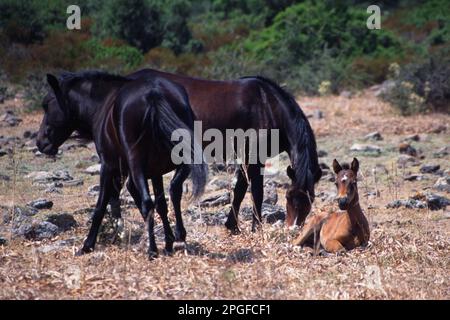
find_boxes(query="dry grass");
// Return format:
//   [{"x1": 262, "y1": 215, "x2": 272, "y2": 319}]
[{"x1": 0, "y1": 90, "x2": 449, "y2": 299}]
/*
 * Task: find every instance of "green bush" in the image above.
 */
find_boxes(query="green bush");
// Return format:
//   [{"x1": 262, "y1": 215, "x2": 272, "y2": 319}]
[
  {"x1": 87, "y1": 39, "x2": 144, "y2": 72},
  {"x1": 381, "y1": 48, "x2": 450, "y2": 115},
  {"x1": 240, "y1": 1, "x2": 405, "y2": 94},
  {"x1": 93, "y1": 0, "x2": 164, "y2": 52}
]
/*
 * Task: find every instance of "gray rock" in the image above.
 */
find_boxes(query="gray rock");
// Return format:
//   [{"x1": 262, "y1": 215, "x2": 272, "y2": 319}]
[
  {"x1": 420, "y1": 164, "x2": 440, "y2": 174},
  {"x1": 350, "y1": 144, "x2": 382, "y2": 154},
  {"x1": 426, "y1": 194, "x2": 450, "y2": 210},
  {"x1": 263, "y1": 186, "x2": 278, "y2": 205},
  {"x1": 27, "y1": 199, "x2": 53, "y2": 210},
  {"x1": 37, "y1": 238, "x2": 76, "y2": 253},
  {"x1": 46, "y1": 213, "x2": 77, "y2": 231},
  {"x1": 87, "y1": 184, "x2": 100, "y2": 196},
  {"x1": 26, "y1": 170, "x2": 73, "y2": 184},
  {"x1": 387, "y1": 194, "x2": 449, "y2": 211},
  {"x1": 200, "y1": 192, "x2": 231, "y2": 207},
  {"x1": 62, "y1": 179, "x2": 84, "y2": 187},
  {"x1": 208, "y1": 177, "x2": 229, "y2": 191},
  {"x1": 403, "y1": 134, "x2": 420, "y2": 142},
  {"x1": 85, "y1": 164, "x2": 101, "y2": 175},
  {"x1": 262, "y1": 204, "x2": 286, "y2": 224},
  {"x1": 364, "y1": 131, "x2": 383, "y2": 141},
  {"x1": 397, "y1": 155, "x2": 419, "y2": 167},
  {"x1": 319, "y1": 162, "x2": 330, "y2": 170},
  {"x1": 386, "y1": 199, "x2": 427, "y2": 209},
  {"x1": 433, "y1": 176, "x2": 450, "y2": 193},
  {"x1": 0, "y1": 110, "x2": 22, "y2": 127},
  {"x1": 24, "y1": 221, "x2": 59, "y2": 240},
  {"x1": 403, "y1": 174, "x2": 427, "y2": 181}
]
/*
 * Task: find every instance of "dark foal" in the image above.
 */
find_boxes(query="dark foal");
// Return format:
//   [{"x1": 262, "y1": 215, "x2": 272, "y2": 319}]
[
  {"x1": 36, "y1": 71, "x2": 207, "y2": 258},
  {"x1": 125, "y1": 69, "x2": 322, "y2": 234}
]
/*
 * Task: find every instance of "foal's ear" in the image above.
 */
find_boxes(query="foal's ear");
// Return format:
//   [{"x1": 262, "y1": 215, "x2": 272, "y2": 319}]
[
  {"x1": 46, "y1": 74, "x2": 66, "y2": 113},
  {"x1": 332, "y1": 159, "x2": 342, "y2": 174},
  {"x1": 351, "y1": 158, "x2": 359, "y2": 173},
  {"x1": 286, "y1": 165, "x2": 296, "y2": 181}
]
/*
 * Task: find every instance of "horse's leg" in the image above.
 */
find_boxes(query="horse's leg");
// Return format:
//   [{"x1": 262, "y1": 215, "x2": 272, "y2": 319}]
[
  {"x1": 128, "y1": 159, "x2": 157, "y2": 259},
  {"x1": 248, "y1": 164, "x2": 264, "y2": 232},
  {"x1": 78, "y1": 164, "x2": 115, "y2": 254},
  {"x1": 152, "y1": 175, "x2": 175, "y2": 254},
  {"x1": 225, "y1": 166, "x2": 249, "y2": 234},
  {"x1": 169, "y1": 166, "x2": 190, "y2": 242},
  {"x1": 109, "y1": 175, "x2": 125, "y2": 241}
]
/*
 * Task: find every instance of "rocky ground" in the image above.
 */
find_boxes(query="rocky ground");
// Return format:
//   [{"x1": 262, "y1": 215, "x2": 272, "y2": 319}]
[{"x1": 0, "y1": 89, "x2": 449, "y2": 299}]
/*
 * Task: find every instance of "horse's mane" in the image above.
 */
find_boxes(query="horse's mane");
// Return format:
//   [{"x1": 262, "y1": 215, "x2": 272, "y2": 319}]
[
  {"x1": 59, "y1": 70, "x2": 128, "y2": 86},
  {"x1": 241, "y1": 75, "x2": 322, "y2": 193}
]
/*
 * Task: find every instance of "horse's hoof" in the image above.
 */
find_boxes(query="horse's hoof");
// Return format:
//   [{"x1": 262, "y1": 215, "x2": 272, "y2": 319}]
[
  {"x1": 174, "y1": 230, "x2": 186, "y2": 242},
  {"x1": 75, "y1": 246, "x2": 93, "y2": 256},
  {"x1": 148, "y1": 250, "x2": 159, "y2": 260},
  {"x1": 163, "y1": 248, "x2": 174, "y2": 256},
  {"x1": 225, "y1": 222, "x2": 241, "y2": 235}
]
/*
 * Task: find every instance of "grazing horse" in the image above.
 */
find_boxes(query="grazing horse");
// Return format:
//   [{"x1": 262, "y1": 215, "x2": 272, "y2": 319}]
[
  {"x1": 292, "y1": 158, "x2": 370, "y2": 253},
  {"x1": 36, "y1": 71, "x2": 207, "y2": 258},
  {"x1": 124, "y1": 69, "x2": 322, "y2": 234}
]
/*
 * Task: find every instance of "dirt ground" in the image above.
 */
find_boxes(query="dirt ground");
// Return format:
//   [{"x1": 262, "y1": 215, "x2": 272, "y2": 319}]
[{"x1": 0, "y1": 89, "x2": 449, "y2": 299}]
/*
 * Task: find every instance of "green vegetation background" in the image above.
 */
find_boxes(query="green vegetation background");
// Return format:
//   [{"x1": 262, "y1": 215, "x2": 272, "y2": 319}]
[{"x1": 0, "y1": 0, "x2": 449, "y2": 112}]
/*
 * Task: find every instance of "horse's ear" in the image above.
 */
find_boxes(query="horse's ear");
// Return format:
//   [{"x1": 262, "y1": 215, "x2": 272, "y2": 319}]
[
  {"x1": 351, "y1": 158, "x2": 359, "y2": 173},
  {"x1": 286, "y1": 165, "x2": 296, "y2": 181},
  {"x1": 46, "y1": 74, "x2": 66, "y2": 113},
  {"x1": 332, "y1": 159, "x2": 342, "y2": 174}
]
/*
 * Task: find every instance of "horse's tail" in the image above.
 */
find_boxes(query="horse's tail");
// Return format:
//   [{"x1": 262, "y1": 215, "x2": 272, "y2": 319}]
[
  {"x1": 244, "y1": 76, "x2": 321, "y2": 198},
  {"x1": 145, "y1": 89, "x2": 207, "y2": 200}
]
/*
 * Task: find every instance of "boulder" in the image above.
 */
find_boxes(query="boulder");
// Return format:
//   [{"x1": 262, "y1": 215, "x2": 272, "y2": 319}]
[
  {"x1": 420, "y1": 164, "x2": 440, "y2": 174},
  {"x1": 27, "y1": 199, "x2": 53, "y2": 210},
  {"x1": 84, "y1": 164, "x2": 101, "y2": 175},
  {"x1": 46, "y1": 213, "x2": 77, "y2": 231},
  {"x1": 350, "y1": 144, "x2": 382, "y2": 154},
  {"x1": 364, "y1": 131, "x2": 383, "y2": 141},
  {"x1": 433, "y1": 176, "x2": 450, "y2": 193}
]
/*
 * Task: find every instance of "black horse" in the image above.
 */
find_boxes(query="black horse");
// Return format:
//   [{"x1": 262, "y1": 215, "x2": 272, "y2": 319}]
[
  {"x1": 125, "y1": 69, "x2": 322, "y2": 233},
  {"x1": 37, "y1": 71, "x2": 207, "y2": 258}
]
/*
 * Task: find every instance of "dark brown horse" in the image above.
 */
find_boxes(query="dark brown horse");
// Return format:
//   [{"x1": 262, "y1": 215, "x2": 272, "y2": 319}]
[
  {"x1": 126, "y1": 69, "x2": 322, "y2": 233},
  {"x1": 36, "y1": 71, "x2": 207, "y2": 258}
]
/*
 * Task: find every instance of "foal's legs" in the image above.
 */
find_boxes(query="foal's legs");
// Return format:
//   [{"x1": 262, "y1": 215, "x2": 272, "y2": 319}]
[
  {"x1": 169, "y1": 166, "x2": 190, "y2": 242},
  {"x1": 79, "y1": 164, "x2": 116, "y2": 254},
  {"x1": 152, "y1": 175, "x2": 175, "y2": 253},
  {"x1": 225, "y1": 166, "x2": 249, "y2": 234}
]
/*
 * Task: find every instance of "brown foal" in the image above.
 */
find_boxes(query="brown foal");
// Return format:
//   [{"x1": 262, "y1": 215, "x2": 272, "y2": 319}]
[{"x1": 292, "y1": 158, "x2": 370, "y2": 253}]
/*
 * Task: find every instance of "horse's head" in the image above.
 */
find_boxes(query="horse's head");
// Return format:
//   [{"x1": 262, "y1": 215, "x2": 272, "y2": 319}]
[
  {"x1": 36, "y1": 74, "x2": 75, "y2": 155},
  {"x1": 332, "y1": 158, "x2": 359, "y2": 210},
  {"x1": 285, "y1": 165, "x2": 322, "y2": 226}
]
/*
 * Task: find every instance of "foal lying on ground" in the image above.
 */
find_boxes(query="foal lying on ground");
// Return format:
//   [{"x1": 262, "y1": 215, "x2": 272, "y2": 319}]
[{"x1": 292, "y1": 158, "x2": 370, "y2": 253}]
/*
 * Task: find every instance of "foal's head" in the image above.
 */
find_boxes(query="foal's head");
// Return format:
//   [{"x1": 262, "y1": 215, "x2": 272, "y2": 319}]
[
  {"x1": 36, "y1": 74, "x2": 76, "y2": 155},
  {"x1": 332, "y1": 158, "x2": 360, "y2": 210}
]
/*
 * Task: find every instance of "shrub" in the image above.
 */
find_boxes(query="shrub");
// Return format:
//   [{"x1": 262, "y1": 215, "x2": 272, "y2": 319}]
[
  {"x1": 382, "y1": 48, "x2": 450, "y2": 115},
  {"x1": 93, "y1": 0, "x2": 164, "y2": 52}
]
